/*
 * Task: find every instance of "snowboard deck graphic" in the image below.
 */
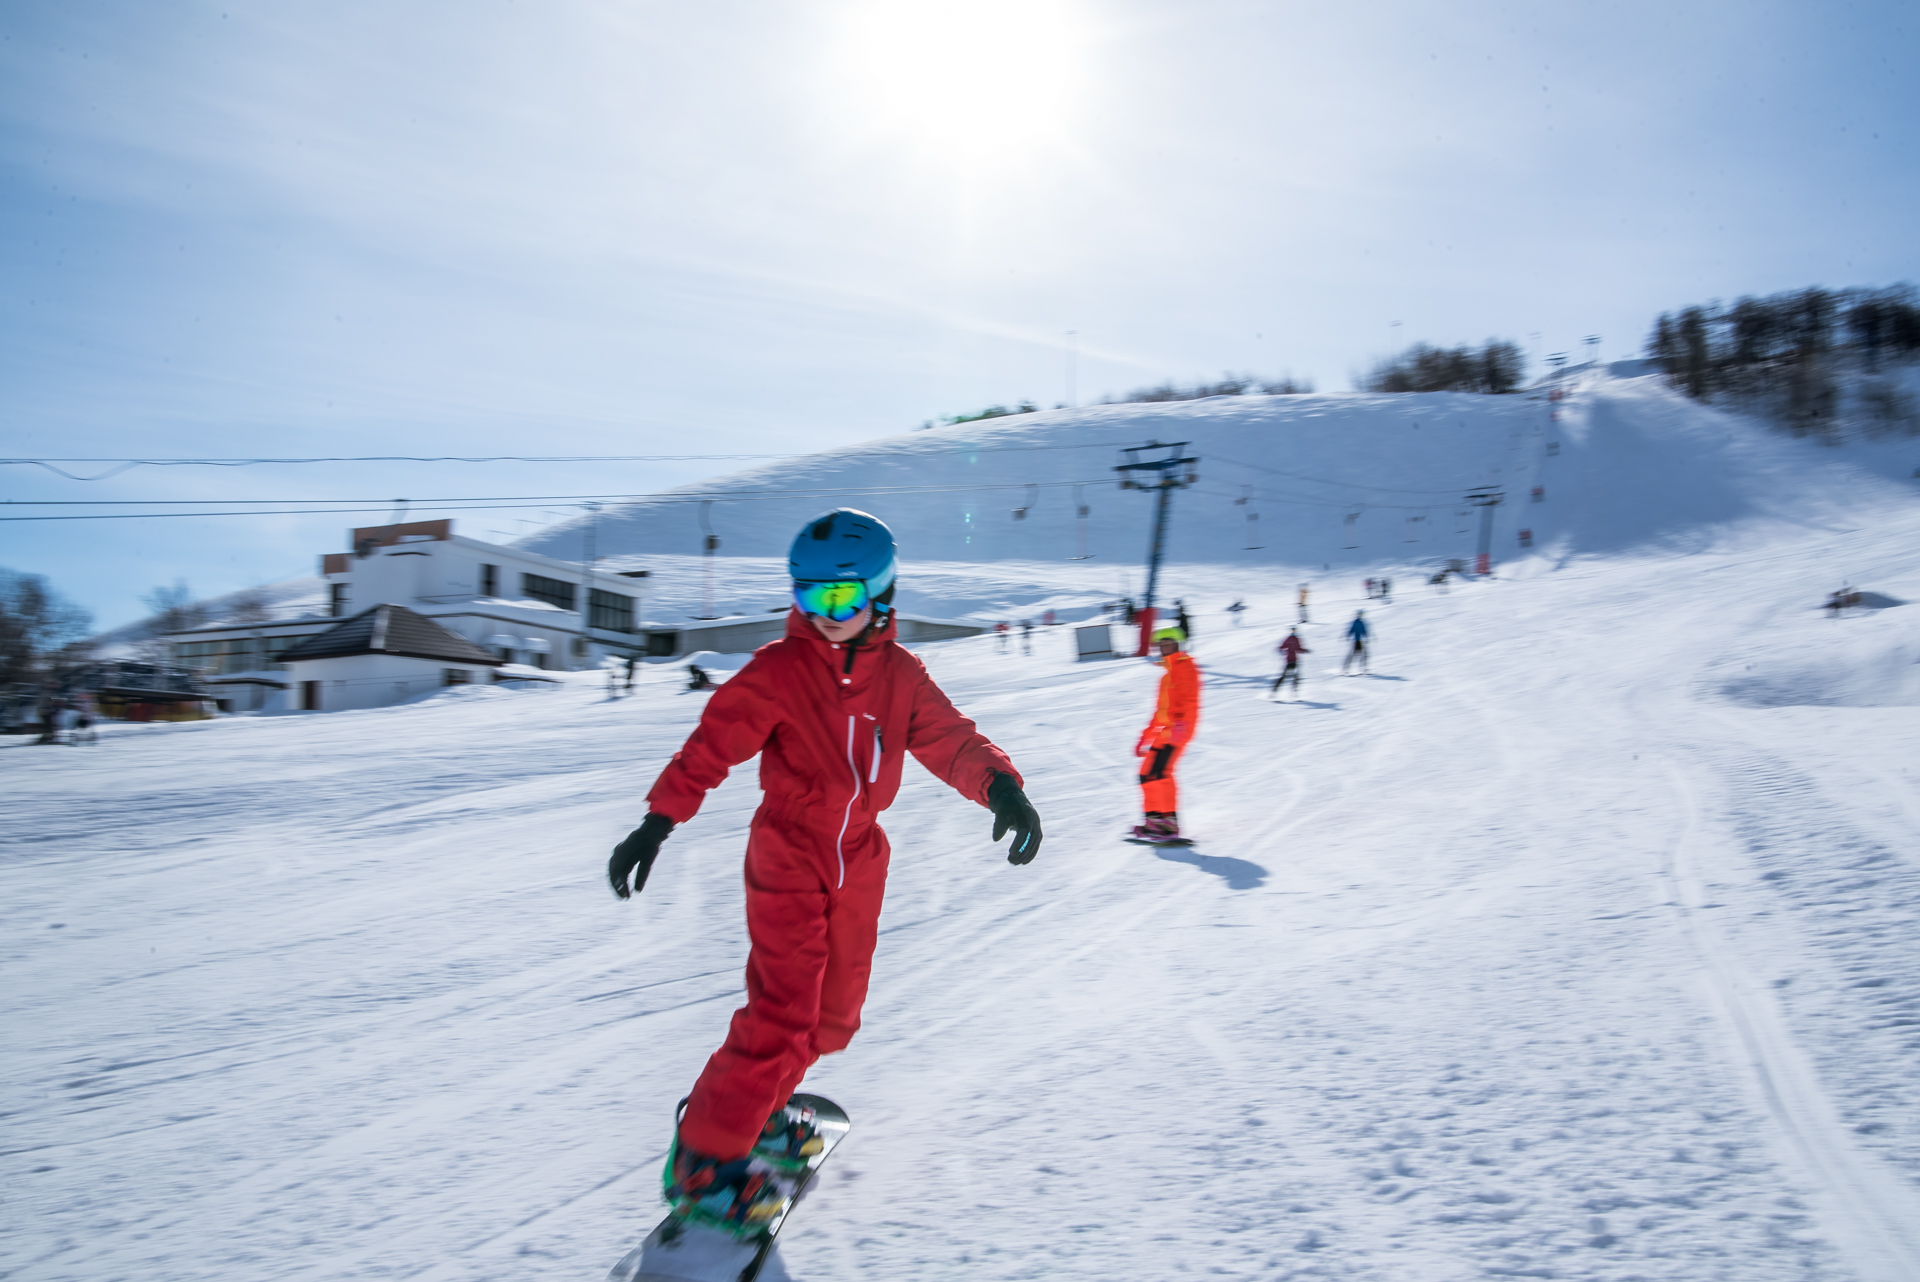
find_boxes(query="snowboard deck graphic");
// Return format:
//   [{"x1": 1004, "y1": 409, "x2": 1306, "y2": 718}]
[{"x1": 607, "y1": 1094, "x2": 851, "y2": 1282}]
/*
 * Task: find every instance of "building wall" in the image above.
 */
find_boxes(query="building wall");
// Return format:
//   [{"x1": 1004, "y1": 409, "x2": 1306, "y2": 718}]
[
  {"x1": 282, "y1": 653, "x2": 480, "y2": 713},
  {"x1": 320, "y1": 532, "x2": 649, "y2": 670}
]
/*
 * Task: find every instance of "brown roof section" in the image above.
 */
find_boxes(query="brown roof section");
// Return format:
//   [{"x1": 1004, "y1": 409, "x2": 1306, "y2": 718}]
[
  {"x1": 278, "y1": 603, "x2": 504, "y2": 666},
  {"x1": 349, "y1": 519, "x2": 453, "y2": 551}
]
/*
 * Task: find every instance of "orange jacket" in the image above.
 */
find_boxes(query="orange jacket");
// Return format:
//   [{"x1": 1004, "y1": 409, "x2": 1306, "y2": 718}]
[{"x1": 1138, "y1": 650, "x2": 1201, "y2": 752}]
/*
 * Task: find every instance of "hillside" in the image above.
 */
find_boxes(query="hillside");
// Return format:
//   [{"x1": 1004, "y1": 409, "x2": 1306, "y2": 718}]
[{"x1": 522, "y1": 372, "x2": 1918, "y2": 599}]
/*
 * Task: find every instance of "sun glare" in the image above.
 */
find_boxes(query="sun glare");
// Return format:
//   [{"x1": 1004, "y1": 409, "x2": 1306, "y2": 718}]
[{"x1": 827, "y1": 0, "x2": 1093, "y2": 174}]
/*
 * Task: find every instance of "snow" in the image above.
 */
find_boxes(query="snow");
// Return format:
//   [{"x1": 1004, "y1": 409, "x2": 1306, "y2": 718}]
[{"x1": 8, "y1": 373, "x2": 1920, "y2": 1281}]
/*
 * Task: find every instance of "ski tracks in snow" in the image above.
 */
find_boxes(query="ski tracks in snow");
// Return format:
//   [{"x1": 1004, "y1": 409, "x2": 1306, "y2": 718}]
[{"x1": 1655, "y1": 753, "x2": 1920, "y2": 1282}]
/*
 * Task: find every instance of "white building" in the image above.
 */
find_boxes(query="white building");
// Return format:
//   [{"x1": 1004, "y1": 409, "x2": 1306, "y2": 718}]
[
  {"x1": 166, "y1": 518, "x2": 983, "y2": 710},
  {"x1": 277, "y1": 604, "x2": 505, "y2": 712},
  {"x1": 317, "y1": 518, "x2": 653, "y2": 669}
]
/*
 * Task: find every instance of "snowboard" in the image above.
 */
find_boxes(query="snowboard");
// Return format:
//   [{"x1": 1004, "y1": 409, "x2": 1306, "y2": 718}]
[
  {"x1": 607, "y1": 1094, "x2": 852, "y2": 1282},
  {"x1": 1125, "y1": 833, "x2": 1196, "y2": 847}
]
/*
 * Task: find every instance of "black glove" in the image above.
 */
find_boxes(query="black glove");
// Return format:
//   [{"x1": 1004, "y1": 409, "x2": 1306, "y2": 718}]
[
  {"x1": 986, "y1": 771, "x2": 1042, "y2": 866},
  {"x1": 608, "y1": 812, "x2": 674, "y2": 899}
]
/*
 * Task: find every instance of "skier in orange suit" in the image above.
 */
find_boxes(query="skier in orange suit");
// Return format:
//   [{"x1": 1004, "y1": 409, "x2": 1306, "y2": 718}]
[{"x1": 1132, "y1": 624, "x2": 1201, "y2": 843}]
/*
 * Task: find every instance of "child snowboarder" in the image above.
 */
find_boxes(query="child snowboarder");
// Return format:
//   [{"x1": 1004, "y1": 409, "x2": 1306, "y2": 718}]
[
  {"x1": 607, "y1": 509, "x2": 1043, "y2": 1230},
  {"x1": 1342, "y1": 610, "x2": 1371, "y2": 674},
  {"x1": 1272, "y1": 626, "x2": 1309, "y2": 697},
  {"x1": 1133, "y1": 624, "x2": 1200, "y2": 843}
]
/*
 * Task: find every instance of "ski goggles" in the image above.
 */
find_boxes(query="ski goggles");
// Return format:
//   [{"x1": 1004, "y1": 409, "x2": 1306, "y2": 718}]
[{"x1": 792, "y1": 579, "x2": 870, "y2": 623}]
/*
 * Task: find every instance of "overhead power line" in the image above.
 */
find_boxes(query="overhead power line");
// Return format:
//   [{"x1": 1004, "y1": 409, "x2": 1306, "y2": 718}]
[
  {"x1": 1205, "y1": 452, "x2": 1479, "y2": 496},
  {"x1": 0, "y1": 478, "x2": 1110, "y2": 522},
  {"x1": 2, "y1": 440, "x2": 1140, "y2": 481}
]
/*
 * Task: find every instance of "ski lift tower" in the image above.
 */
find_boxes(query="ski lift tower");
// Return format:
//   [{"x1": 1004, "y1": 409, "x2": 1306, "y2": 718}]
[
  {"x1": 1115, "y1": 440, "x2": 1199, "y2": 655},
  {"x1": 1466, "y1": 486, "x2": 1504, "y2": 576}
]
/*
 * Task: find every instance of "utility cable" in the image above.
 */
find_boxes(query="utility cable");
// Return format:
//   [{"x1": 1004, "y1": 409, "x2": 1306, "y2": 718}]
[
  {"x1": 0, "y1": 478, "x2": 1113, "y2": 522},
  {"x1": 2, "y1": 439, "x2": 1142, "y2": 481}
]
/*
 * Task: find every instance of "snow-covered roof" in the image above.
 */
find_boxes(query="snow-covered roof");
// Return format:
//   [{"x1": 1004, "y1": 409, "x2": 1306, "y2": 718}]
[{"x1": 278, "y1": 604, "x2": 504, "y2": 666}]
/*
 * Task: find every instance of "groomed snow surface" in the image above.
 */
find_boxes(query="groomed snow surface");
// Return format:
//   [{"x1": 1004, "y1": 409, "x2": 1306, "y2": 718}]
[{"x1": 9, "y1": 378, "x2": 1920, "y2": 1281}]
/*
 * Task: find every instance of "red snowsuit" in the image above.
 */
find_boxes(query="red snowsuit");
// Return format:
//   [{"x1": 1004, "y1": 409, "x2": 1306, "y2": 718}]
[
  {"x1": 646, "y1": 609, "x2": 1018, "y2": 1159},
  {"x1": 1135, "y1": 650, "x2": 1200, "y2": 814}
]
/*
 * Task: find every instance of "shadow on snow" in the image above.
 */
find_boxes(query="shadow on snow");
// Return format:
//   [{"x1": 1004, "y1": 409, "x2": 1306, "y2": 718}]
[{"x1": 1151, "y1": 846, "x2": 1269, "y2": 890}]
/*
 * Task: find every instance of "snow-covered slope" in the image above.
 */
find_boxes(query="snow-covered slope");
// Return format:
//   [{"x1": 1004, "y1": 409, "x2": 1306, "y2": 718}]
[
  {"x1": 523, "y1": 373, "x2": 1918, "y2": 585},
  {"x1": 9, "y1": 488, "x2": 1920, "y2": 1281}
]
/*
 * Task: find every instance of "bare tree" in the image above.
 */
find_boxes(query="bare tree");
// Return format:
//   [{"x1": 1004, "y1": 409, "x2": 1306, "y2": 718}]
[
  {"x1": 136, "y1": 580, "x2": 209, "y2": 662},
  {"x1": 1361, "y1": 341, "x2": 1526, "y2": 394},
  {"x1": 1, "y1": 569, "x2": 94, "y2": 687},
  {"x1": 225, "y1": 588, "x2": 274, "y2": 626}
]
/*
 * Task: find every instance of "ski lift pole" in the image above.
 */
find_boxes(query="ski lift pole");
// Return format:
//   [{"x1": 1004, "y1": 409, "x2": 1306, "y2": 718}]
[
  {"x1": 697, "y1": 500, "x2": 720, "y2": 618},
  {"x1": 1467, "y1": 488, "x2": 1503, "y2": 575},
  {"x1": 1115, "y1": 440, "x2": 1199, "y2": 655}
]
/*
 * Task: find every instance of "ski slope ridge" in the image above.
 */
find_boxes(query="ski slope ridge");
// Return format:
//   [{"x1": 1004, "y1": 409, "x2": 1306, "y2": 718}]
[{"x1": 525, "y1": 372, "x2": 1917, "y2": 581}]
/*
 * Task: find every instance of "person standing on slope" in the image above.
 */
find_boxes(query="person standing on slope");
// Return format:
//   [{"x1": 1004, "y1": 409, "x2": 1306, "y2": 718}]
[
  {"x1": 1272, "y1": 626, "x2": 1309, "y2": 697},
  {"x1": 1133, "y1": 624, "x2": 1201, "y2": 843},
  {"x1": 1342, "y1": 610, "x2": 1371, "y2": 675},
  {"x1": 1296, "y1": 583, "x2": 1311, "y2": 624},
  {"x1": 606, "y1": 508, "x2": 1043, "y2": 1231}
]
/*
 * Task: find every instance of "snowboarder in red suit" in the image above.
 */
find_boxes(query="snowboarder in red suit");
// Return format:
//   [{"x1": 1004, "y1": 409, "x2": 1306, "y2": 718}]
[{"x1": 606, "y1": 509, "x2": 1043, "y2": 1226}]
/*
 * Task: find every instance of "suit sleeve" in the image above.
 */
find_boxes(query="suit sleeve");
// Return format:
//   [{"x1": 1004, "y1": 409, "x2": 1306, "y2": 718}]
[
  {"x1": 905, "y1": 663, "x2": 1019, "y2": 806},
  {"x1": 644, "y1": 656, "x2": 782, "y2": 824}
]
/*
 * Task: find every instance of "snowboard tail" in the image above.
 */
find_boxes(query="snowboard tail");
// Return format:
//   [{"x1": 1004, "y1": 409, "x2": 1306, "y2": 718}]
[{"x1": 608, "y1": 1093, "x2": 851, "y2": 1282}]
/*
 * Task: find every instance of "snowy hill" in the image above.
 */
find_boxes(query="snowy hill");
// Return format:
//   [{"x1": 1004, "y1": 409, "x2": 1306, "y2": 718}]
[
  {"x1": 523, "y1": 372, "x2": 1918, "y2": 590},
  {"x1": 12, "y1": 370, "x2": 1920, "y2": 1281}
]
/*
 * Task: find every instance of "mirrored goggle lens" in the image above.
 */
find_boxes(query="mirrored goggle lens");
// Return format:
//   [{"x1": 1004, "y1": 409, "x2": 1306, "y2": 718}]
[{"x1": 793, "y1": 580, "x2": 869, "y2": 622}]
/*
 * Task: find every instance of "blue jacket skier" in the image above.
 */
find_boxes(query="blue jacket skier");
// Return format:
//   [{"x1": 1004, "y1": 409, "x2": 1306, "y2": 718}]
[{"x1": 1341, "y1": 611, "x2": 1370, "y2": 675}]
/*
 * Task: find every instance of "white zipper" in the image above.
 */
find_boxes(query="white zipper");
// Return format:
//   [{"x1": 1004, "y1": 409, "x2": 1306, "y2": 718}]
[
  {"x1": 869, "y1": 726, "x2": 882, "y2": 783},
  {"x1": 835, "y1": 713, "x2": 861, "y2": 889}
]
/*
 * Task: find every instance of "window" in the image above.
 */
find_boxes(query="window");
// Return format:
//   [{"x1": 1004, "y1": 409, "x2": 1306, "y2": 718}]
[
  {"x1": 480, "y1": 564, "x2": 498, "y2": 597},
  {"x1": 442, "y1": 668, "x2": 471, "y2": 687},
  {"x1": 520, "y1": 572, "x2": 576, "y2": 611},
  {"x1": 329, "y1": 583, "x2": 349, "y2": 616},
  {"x1": 589, "y1": 588, "x2": 635, "y2": 633},
  {"x1": 174, "y1": 636, "x2": 307, "y2": 674}
]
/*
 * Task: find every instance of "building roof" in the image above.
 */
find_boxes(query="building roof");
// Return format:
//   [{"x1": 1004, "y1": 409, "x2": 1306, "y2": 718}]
[{"x1": 278, "y1": 604, "x2": 504, "y2": 666}]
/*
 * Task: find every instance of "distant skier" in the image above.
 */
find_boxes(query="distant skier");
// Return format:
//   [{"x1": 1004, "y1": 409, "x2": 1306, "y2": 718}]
[
  {"x1": 1272, "y1": 627, "x2": 1309, "y2": 697},
  {"x1": 1380, "y1": 577, "x2": 1393, "y2": 603},
  {"x1": 625, "y1": 655, "x2": 639, "y2": 692},
  {"x1": 1364, "y1": 577, "x2": 1376, "y2": 599},
  {"x1": 1342, "y1": 610, "x2": 1371, "y2": 675},
  {"x1": 995, "y1": 620, "x2": 1010, "y2": 652},
  {"x1": 1174, "y1": 599, "x2": 1193, "y2": 640},
  {"x1": 1133, "y1": 624, "x2": 1201, "y2": 843},
  {"x1": 606, "y1": 509, "x2": 1042, "y2": 1230},
  {"x1": 1226, "y1": 598, "x2": 1247, "y2": 627},
  {"x1": 686, "y1": 663, "x2": 714, "y2": 690},
  {"x1": 1020, "y1": 619, "x2": 1033, "y2": 655},
  {"x1": 1296, "y1": 583, "x2": 1311, "y2": 624}
]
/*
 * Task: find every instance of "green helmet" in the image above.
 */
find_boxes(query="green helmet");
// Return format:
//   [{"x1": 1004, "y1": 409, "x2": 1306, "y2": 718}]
[{"x1": 1151, "y1": 624, "x2": 1186, "y2": 645}]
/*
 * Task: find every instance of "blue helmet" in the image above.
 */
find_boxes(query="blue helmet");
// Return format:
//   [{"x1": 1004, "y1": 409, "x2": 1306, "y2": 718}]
[{"x1": 789, "y1": 508, "x2": 897, "y2": 615}]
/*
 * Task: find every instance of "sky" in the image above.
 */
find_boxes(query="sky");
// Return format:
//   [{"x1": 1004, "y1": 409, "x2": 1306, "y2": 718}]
[{"x1": 2, "y1": 0, "x2": 1916, "y2": 630}]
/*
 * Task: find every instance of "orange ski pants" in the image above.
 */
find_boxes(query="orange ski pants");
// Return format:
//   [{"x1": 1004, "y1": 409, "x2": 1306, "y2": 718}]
[{"x1": 1138, "y1": 741, "x2": 1185, "y2": 813}]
